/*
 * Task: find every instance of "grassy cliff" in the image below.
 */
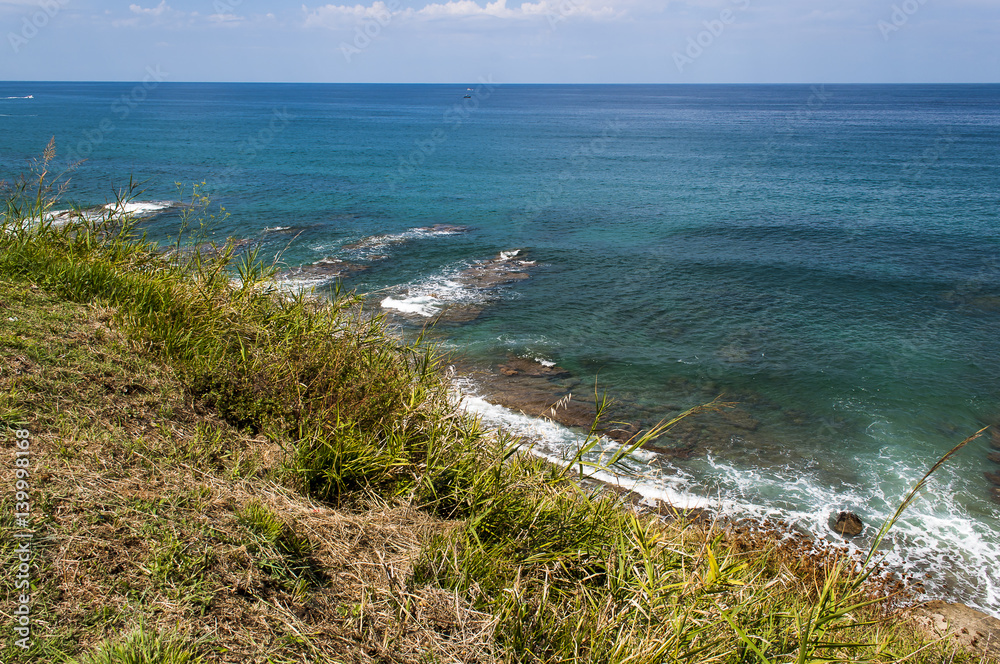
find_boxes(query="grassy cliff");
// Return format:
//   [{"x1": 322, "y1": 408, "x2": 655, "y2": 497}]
[{"x1": 0, "y1": 155, "x2": 991, "y2": 663}]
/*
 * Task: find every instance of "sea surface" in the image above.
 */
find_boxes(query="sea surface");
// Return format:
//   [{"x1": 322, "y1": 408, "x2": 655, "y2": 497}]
[{"x1": 2, "y1": 82, "x2": 999, "y2": 612}]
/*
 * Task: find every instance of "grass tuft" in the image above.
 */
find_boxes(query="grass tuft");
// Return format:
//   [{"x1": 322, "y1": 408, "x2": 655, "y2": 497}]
[{"x1": 71, "y1": 626, "x2": 203, "y2": 664}]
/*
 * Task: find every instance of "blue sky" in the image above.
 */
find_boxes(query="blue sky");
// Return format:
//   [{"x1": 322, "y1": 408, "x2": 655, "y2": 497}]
[{"x1": 2, "y1": 0, "x2": 998, "y2": 82}]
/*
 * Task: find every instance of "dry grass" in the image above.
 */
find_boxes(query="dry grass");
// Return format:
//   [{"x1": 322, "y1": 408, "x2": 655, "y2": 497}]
[{"x1": 0, "y1": 277, "x2": 496, "y2": 663}]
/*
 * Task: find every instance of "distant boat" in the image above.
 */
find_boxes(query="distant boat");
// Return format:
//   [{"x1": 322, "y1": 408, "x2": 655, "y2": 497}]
[{"x1": 463, "y1": 94, "x2": 472, "y2": 99}]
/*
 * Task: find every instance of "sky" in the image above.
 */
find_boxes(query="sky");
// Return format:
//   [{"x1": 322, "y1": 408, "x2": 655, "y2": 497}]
[{"x1": 1, "y1": 0, "x2": 998, "y2": 83}]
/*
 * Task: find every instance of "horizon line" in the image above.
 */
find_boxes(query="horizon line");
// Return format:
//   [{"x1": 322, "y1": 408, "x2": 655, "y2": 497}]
[{"x1": 3, "y1": 80, "x2": 1000, "y2": 86}]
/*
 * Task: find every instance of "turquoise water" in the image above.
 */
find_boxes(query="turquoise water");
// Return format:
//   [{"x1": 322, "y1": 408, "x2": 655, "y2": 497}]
[{"x1": 3, "y1": 82, "x2": 999, "y2": 611}]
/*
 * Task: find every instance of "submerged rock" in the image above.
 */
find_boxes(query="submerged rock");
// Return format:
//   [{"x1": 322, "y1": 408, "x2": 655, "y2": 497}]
[
  {"x1": 832, "y1": 511, "x2": 864, "y2": 537},
  {"x1": 987, "y1": 451, "x2": 1000, "y2": 465},
  {"x1": 457, "y1": 253, "x2": 532, "y2": 290},
  {"x1": 718, "y1": 408, "x2": 760, "y2": 432},
  {"x1": 456, "y1": 358, "x2": 641, "y2": 444},
  {"x1": 342, "y1": 224, "x2": 468, "y2": 253},
  {"x1": 496, "y1": 356, "x2": 571, "y2": 379},
  {"x1": 278, "y1": 258, "x2": 369, "y2": 282},
  {"x1": 381, "y1": 250, "x2": 536, "y2": 326},
  {"x1": 413, "y1": 224, "x2": 468, "y2": 234},
  {"x1": 984, "y1": 471, "x2": 1000, "y2": 486}
]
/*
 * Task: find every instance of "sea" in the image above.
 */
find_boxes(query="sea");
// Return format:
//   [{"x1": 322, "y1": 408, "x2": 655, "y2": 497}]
[{"x1": 2, "y1": 82, "x2": 998, "y2": 613}]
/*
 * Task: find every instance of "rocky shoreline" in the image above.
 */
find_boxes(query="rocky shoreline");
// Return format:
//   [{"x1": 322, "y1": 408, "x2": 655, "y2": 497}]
[
  {"x1": 445, "y1": 355, "x2": 1000, "y2": 632},
  {"x1": 455, "y1": 362, "x2": 1000, "y2": 649},
  {"x1": 282, "y1": 228, "x2": 1000, "y2": 625},
  {"x1": 380, "y1": 248, "x2": 536, "y2": 325},
  {"x1": 452, "y1": 353, "x2": 771, "y2": 459},
  {"x1": 276, "y1": 224, "x2": 470, "y2": 286}
]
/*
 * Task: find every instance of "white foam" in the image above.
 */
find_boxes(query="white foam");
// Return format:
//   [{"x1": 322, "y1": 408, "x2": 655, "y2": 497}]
[
  {"x1": 272, "y1": 257, "x2": 358, "y2": 294},
  {"x1": 343, "y1": 224, "x2": 464, "y2": 258},
  {"x1": 263, "y1": 226, "x2": 292, "y2": 232},
  {"x1": 454, "y1": 380, "x2": 707, "y2": 511},
  {"x1": 421, "y1": 225, "x2": 464, "y2": 235},
  {"x1": 104, "y1": 200, "x2": 172, "y2": 217},
  {"x1": 377, "y1": 248, "x2": 535, "y2": 320},
  {"x1": 379, "y1": 270, "x2": 486, "y2": 318},
  {"x1": 272, "y1": 272, "x2": 332, "y2": 294},
  {"x1": 453, "y1": 375, "x2": 1000, "y2": 614},
  {"x1": 499, "y1": 250, "x2": 520, "y2": 260},
  {"x1": 43, "y1": 200, "x2": 172, "y2": 227},
  {"x1": 381, "y1": 295, "x2": 442, "y2": 317},
  {"x1": 534, "y1": 357, "x2": 556, "y2": 367},
  {"x1": 3, "y1": 95, "x2": 33, "y2": 99},
  {"x1": 696, "y1": 451, "x2": 1000, "y2": 614},
  {"x1": 44, "y1": 210, "x2": 83, "y2": 226}
]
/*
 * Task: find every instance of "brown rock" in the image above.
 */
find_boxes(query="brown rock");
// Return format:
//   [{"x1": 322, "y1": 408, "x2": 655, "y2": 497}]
[
  {"x1": 912, "y1": 601, "x2": 1000, "y2": 658},
  {"x1": 496, "y1": 357, "x2": 571, "y2": 379},
  {"x1": 832, "y1": 511, "x2": 863, "y2": 537},
  {"x1": 987, "y1": 452, "x2": 1000, "y2": 465},
  {"x1": 461, "y1": 268, "x2": 530, "y2": 289},
  {"x1": 454, "y1": 251, "x2": 534, "y2": 290},
  {"x1": 414, "y1": 224, "x2": 468, "y2": 234},
  {"x1": 719, "y1": 408, "x2": 760, "y2": 432},
  {"x1": 970, "y1": 296, "x2": 1000, "y2": 312},
  {"x1": 607, "y1": 421, "x2": 642, "y2": 442},
  {"x1": 469, "y1": 378, "x2": 640, "y2": 445},
  {"x1": 279, "y1": 258, "x2": 369, "y2": 281},
  {"x1": 434, "y1": 304, "x2": 486, "y2": 325},
  {"x1": 984, "y1": 471, "x2": 1000, "y2": 486}
]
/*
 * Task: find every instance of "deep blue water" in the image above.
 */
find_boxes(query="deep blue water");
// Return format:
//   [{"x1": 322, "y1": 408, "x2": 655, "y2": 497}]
[{"x1": 2, "y1": 82, "x2": 999, "y2": 611}]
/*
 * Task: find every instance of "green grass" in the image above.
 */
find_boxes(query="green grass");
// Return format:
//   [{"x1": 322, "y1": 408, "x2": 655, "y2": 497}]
[
  {"x1": 71, "y1": 626, "x2": 204, "y2": 664},
  {"x1": 0, "y1": 146, "x2": 992, "y2": 663},
  {"x1": 236, "y1": 499, "x2": 324, "y2": 593}
]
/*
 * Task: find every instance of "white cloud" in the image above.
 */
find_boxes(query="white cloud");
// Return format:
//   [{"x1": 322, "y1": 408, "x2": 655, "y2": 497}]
[
  {"x1": 0, "y1": 0, "x2": 63, "y2": 7},
  {"x1": 207, "y1": 12, "x2": 244, "y2": 23},
  {"x1": 303, "y1": 1, "x2": 399, "y2": 28},
  {"x1": 110, "y1": 1, "x2": 267, "y2": 28},
  {"x1": 302, "y1": 0, "x2": 621, "y2": 28},
  {"x1": 129, "y1": 0, "x2": 170, "y2": 17},
  {"x1": 113, "y1": 0, "x2": 182, "y2": 26},
  {"x1": 417, "y1": 0, "x2": 515, "y2": 18}
]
